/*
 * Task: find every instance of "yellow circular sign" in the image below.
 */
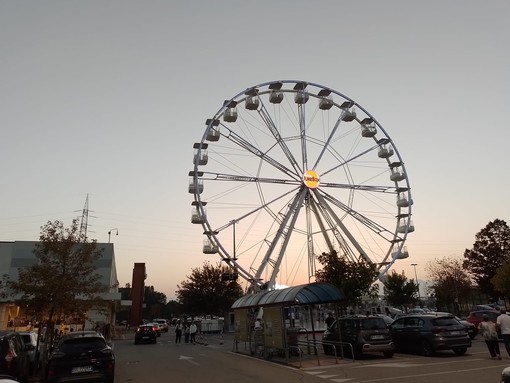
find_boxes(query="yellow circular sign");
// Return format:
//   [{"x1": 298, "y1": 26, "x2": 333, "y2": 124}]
[{"x1": 303, "y1": 170, "x2": 320, "y2": 189}]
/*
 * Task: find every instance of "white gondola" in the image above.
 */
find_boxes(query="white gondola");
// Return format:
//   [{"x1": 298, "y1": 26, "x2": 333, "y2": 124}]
[
  {"x1": 397, "y1": 219, "x2": 415, "y2": 233},
  {"x1": 193, "y1": 149, "x2": 208, "y2": 165},
  {"x1": 396, "y1": 194, "x2": 413, "y2": 207},
  {"x1": 361, "y1": 118, "x2": 377, "y2": 137},
  {"x1": 269, "y1": 90, "x2": 283, "y2": 104},
  {"x1": 223, "y1": 107, "x2": 237, "y2": 122},
  {"x1": 340, "y1": 101, "x2": 356, "y2": 122},
  {"x1": 392, "y1": 246, "x2": 409, "y2": 259},
  {"x1": 203, "y1": 238, "x2": 218, "y2": 254},
  {"x1": 191, "y1": 207, "x2": 206, "y2": 224},
  {"x1": 390, "y1": 168, "x2": 406, "y2": 182},
  {"x1": 206, "y1": 127, "x2": 220, "y2": 142},
  {"x1": 378, "y1": 144, "x2": 394, "y2": 158},
  {"x1": 245, "y1": 96, "x2": 259, "y2": 110},
  {"x1": 319, "y1": 95, "x2": 333, "y2": 110},
  {"x1": 294, "y1": 91, "x2": 309, "y2": 104},
  {"x1": 188, "y1": 178, "x2": 203, "y2": 194}
]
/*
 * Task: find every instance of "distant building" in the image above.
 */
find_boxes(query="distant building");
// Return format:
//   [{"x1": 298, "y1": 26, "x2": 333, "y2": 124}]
[{"x1": 0, "y1": 240, "x2": 121, "y2": 331}]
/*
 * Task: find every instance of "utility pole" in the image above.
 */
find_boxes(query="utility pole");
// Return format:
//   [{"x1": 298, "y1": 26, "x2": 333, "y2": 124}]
[{"x1": 411, "y1": 263, "x2": 421, "y2": 306}]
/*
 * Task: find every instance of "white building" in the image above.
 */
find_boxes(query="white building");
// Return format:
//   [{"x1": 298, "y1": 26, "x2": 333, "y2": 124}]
[{"x1": 0, "y1": 241, "x2": 121, "y2": 331}]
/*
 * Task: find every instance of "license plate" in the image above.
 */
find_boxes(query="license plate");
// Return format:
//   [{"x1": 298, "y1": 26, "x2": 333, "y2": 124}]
[
  {"x1": 142, "y1": 336, "x2": 149, "y2": 339},
  {"x1": 371, "y1": 334, "x2": 385, "y2": 340},
  {"x1": 71, "y1": 366, "x2": 93, "y2": 374},
  {"x1": 449, "y1": 331, "x2": 461, "y2": 336}
]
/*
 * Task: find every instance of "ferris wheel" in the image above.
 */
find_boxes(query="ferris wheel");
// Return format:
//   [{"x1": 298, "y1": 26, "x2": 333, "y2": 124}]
[{"x1": 189, "y1": 80, "x2": 413, "y2": 291}]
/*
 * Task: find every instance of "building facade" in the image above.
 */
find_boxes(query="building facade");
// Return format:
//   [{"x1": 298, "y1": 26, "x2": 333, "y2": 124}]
[{"x1": 0, "y1": 240, "x2": 121, "y2": 331}]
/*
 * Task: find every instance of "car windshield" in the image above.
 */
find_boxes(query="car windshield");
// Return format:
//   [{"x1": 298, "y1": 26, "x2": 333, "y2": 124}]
[
  {"x1": 59, "y1": 337, "x2": 107, "y2": 353},
  {"x1": 361, "y1": 318, "x2": 387, "y2": 330}
]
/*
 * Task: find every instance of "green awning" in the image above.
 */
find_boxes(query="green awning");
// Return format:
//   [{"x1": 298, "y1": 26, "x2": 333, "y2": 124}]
[{"x1": 231, "y1": 282, "x2": 344, "y2": 309}]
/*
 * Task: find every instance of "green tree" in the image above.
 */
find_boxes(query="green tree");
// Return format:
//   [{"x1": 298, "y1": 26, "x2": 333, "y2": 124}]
[
  {"x1": 176, "y1": 262, "x2": 243, "y2": 317},
  {"x1": 492, "y1": 261, "x2": 510, "y2": 299},
  {"x1": 142, "y1": 285, "x2": 167, "y2": 319},
  {"x1": 382, "y1": 270, "x2": 418, "y2": 308},
  {"x1": 8, "y1": 219, "x2": 106, "y2": 368},
  {"x1": 427, "y1": 256, "x2": 472, "y2": 313},
  {"x1": 315, "y1": 250, "x2": 378, "y2": 310},
  {"x1": 463, "y1": 219, "x2": 510, "y2": 299}
]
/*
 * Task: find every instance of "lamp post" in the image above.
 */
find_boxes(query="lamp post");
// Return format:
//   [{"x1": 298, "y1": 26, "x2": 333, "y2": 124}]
[
  {"x1": 108, "y1": 228, "x2": 118, "y2": 243},
  {"x1": 411, "y1": 263, "x2": 421, "y2": 306}
]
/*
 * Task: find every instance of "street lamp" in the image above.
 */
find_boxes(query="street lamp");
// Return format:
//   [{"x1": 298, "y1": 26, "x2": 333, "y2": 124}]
[
  {"x1": 108, "y1": 228, "x2": 118, "y2": 243},
  {"x1": 411, "y1": 263, "x2": 421, "y2": 306}
]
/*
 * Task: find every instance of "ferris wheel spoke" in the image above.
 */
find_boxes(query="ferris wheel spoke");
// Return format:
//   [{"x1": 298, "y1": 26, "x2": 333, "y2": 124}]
[
  {"x1": 319, "y1": 189, "x2": 397, "y2": 241},
  {"x1": 258, "y1": 103, "x2": 303, "y2": 175},
  {"x1": 253, "y1": 188, "x2": 307, "y2": 288},
  {"x1": 312, "y1": 190, "x2": 373, "y2": 263},
  {"x1": 319, "y1": 182, "x2": 397, "y2": 193},
  {"x1": 308, "y1": 196, "x2": 360, "y2": 262},
  {"x1": 212, "y1": 186, "x2": 301, "y2": 233},
  {"x1": 199, "y1": 171, "x2": 302, "y2": 186},
  {"x1": 320, "y1": 140, "x2": 388, "y2": 178},
  {"x1": 311, "y1": 112, "x2": 345, "y2": 170},
  {"x1": 221, "y1": 124, "x2": 301, "y2": 181},
  {"x1": 298, "y1": 103, "x2": 308, "y2": 170}
]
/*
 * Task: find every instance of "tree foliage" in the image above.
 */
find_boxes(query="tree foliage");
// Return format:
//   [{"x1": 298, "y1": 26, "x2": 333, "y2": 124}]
[
  {"x1": 9, "y1": 219, "x2": 107, "y2": 323},
  {"x1": 175, "y1": 261, "x2": 243, "y2": 317},
  {"x1": 142, "y1": 285, "x2": 167, "y2": 319},
  {"x1": 492, "y1": 260, "x2": 510, "y2": 298},
  {"x1": 426, "y1": 256, "x2": 472, "y2": 311},
  {"x1": 382, "y1": 271, "x2": 418, "y2": 307},
  {"x1": 463, "y1": 219, "x2": 510, "y2": 299},
  {"x1": 315, "y1": 250, "x2": 378, "y2": 309}
]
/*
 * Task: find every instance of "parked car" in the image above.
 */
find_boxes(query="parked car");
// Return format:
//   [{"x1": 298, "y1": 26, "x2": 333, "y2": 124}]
[
  {"x1": 375, "y1": 314, "x2": 394, "y2": 326},
  {"x1": 455, "y1": 316, "x2": 477, "y2": 339},
  {"x1": 17, "y1": 331, "x2": 38, "y2": 371},
  {"x1": 466, "y1": 310, "x2": 500, "y2": 330},
  {"x1": 322, "y1": 315, "x2": 394, "y2": 359},
  {"x1": 0, "y1": 331, "x2": 30, "y2": 383},
  {"x1": 135, "y1": 325, "x2": 158, "y2": 344},
  {"x1": 46, "y1": 331, "x2": 115, "y2": 383},
  {"x1": 389, "y1": 314, "x2": 471, "y2": 356}
]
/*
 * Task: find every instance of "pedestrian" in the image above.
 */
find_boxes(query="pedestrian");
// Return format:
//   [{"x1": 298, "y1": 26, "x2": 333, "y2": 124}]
[
  {"x1": 325, "y1": 312, "x2": 335, "y2": 328},
  {"x1": 190, "y1": 322, "x2": 197, "y2": 344},
  {"x1": 184, "y1": 323, "x2": 190, "y2": 343},
  {"x1": 497, "y1": 308, "x2": 510, "y2": 358},
  {"x1": 175, "y1": 320, "x2": 183, "y2": 344},
  {"x1": 479, "y1": 314, "x2": 501, "y2": 359}
]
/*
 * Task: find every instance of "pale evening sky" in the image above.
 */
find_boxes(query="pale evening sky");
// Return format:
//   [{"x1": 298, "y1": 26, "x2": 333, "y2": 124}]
[{"x1": 1, "y1": 0, "x2": 508, "y2": 300}]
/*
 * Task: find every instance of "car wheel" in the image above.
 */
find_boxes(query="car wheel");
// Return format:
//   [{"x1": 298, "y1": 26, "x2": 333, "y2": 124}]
[
  {"x1": 469, "y1": 333, "x2": 476, "y2": 340},
  {"x1": 420, "y1": 340, "x2": 434, "y2": 356},
  {"x1": 453, "y1": 346, "x2": 467, "y2": 355},
  {"x1": 383, "y1": 351, "x2": 394, "y2": 358}
]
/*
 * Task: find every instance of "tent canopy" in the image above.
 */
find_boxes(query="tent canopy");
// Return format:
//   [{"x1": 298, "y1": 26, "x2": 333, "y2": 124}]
[{"x1": 231, "y1": 282, "x2": 344, "y2": 309}]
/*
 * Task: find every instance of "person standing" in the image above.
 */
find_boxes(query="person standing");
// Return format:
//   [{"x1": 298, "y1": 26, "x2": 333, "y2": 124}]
[
  {"x1": 175, "y1": 320, "x2": 183, "y2": 344},
  {"x1": 184, "y1": 323, "x2": 190, "y2": 343},
  {"x1": 189, "y1": 322, "x2": 197, "y2": 344},
  {"x1": 325, "y1": 312, "x2": 335, "y2": 328},
  {"x1": 479, "y1": 314, "x2": 502, "y2": 359},
  {"x1": 497, "y1": 308, "x2": 510, "y2": 358}
]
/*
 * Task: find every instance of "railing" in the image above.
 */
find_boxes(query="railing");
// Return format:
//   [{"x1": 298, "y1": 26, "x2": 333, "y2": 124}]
[{"x1": 320, "y1": 339, "x2": 356, "y2": 363}]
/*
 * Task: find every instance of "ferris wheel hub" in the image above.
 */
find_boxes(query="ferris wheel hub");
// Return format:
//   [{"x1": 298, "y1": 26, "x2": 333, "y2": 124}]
[{"x1": 303, "y1": 170, "x2": 320, "y2": 189}]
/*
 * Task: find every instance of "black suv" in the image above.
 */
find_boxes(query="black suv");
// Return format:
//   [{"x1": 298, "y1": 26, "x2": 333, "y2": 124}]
[
  {"x1": 0, "y1": 331, "x2": 30, "y2": 383},
  {"x1": 322, "y1": 315, "x2": 394, "y2": 358},
  {"x1": 47, "y1": 331, "x2": 115, "y2": 383},
  {"x1": 389, "y1": 314, "x2": 471, "y2": 356}
]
